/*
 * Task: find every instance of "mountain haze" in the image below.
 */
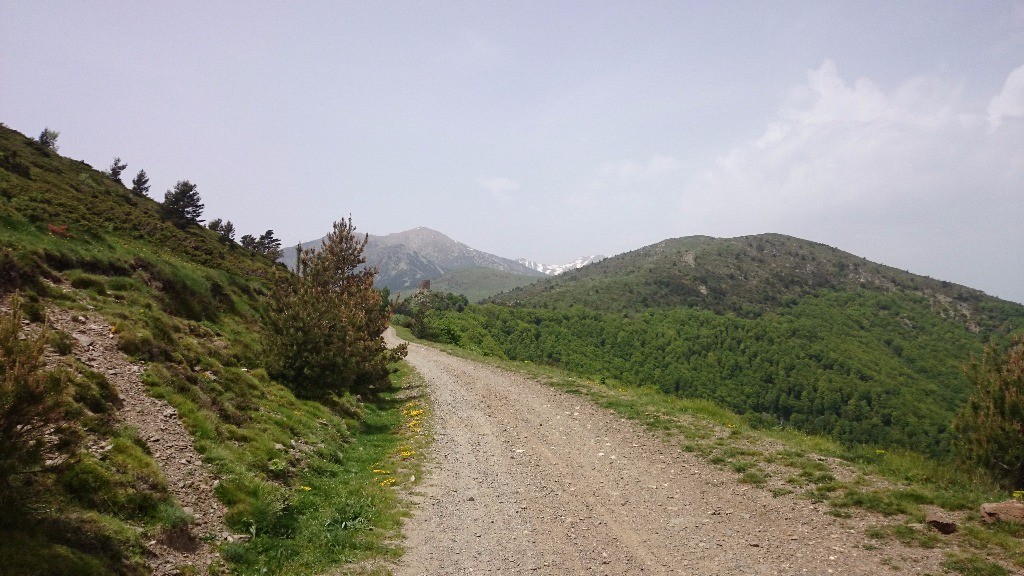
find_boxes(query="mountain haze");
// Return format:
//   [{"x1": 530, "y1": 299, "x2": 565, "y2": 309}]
[{"x1": 283, "y1": 227, "x2": 544, "y2": 292}]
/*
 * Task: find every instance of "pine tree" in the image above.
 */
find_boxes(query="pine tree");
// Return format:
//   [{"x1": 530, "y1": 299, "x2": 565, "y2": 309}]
[
  {"x1": 265, "y1": 216, "x2": 405, "y2": 398},
  {"x1": 37, "y1": 128, "x2": 59, "y2": 151},
  {"x1": 161, "y1": 180, "x2": 204, "y2": 227},
  {"x1": 208, "y1": 219, "x2": 236, "y2": 243},
  {"x1": 240, "y1": 230, "x2": 283, "y2": 259},
  {"x1": 106, "y1": 157, "x2": 127, "y2": 184},
  {"x1": 131, "y1": 169, "x2": 151, "y2": 196},
  {"x1": 256, "y1": 230, "x2": 283, "y2": 261},
  {"x1": 953, "y1": 337, "x2": 1024, "y2": 488}
]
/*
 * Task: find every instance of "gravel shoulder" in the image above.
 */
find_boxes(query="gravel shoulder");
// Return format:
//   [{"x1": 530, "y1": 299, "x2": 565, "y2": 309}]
[{"x1": 388, "y1": 331, "x2": 949, "y2": 575}]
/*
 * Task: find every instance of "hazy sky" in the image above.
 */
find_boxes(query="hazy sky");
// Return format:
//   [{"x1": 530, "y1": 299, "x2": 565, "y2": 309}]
[{"x1": 3, "y1": 2, "x2": 1023, "y2": 303}]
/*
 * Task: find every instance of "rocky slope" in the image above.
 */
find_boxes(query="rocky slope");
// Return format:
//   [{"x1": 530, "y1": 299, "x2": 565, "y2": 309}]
[{"x1": 45, "y1": 306, "x2": 229, "y2": 575}]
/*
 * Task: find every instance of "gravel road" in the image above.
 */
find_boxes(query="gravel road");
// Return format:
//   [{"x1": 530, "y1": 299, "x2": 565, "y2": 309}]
[{"x1": 389, "y1": 332, "x2": 946, "y2": 576}]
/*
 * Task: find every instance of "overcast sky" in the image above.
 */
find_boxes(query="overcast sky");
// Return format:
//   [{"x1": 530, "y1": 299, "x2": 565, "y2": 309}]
[{"x1": 3, "y1": 1, "x2": 1023, "y2": 303}]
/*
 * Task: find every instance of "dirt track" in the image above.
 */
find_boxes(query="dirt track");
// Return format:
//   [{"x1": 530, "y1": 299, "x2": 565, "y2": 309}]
[
  {"x1": 388, "y1": 331, "x2": 947, "y2": 575},
  {"x1": 44, "y1": 306, "x2": 227, "y2": 575}
]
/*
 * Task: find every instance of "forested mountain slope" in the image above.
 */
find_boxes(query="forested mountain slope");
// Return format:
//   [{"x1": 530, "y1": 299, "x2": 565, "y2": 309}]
[
  {"x1": 490, "y1": 234, "x2": 1021, "y2": 328},
  {"x1": 422, "y1": 234, "x2": 1024, "y2": 456}
]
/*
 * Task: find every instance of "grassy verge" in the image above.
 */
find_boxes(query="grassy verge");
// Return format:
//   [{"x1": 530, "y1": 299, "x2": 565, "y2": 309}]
[
  {"x1": 398, "y1": 327, "x2": 1023, "y2": 574},
  {"x1": 191, "y1": 361, "x2": 427, "y2": 575},
  {"x1": 3, "y1": 286, "x2": 426, "y2": 576}
]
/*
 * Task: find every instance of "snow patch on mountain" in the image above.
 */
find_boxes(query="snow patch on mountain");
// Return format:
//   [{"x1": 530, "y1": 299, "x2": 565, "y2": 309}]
[{"x1": 518, "y1": 255, "x2": 606, "y2": 275}]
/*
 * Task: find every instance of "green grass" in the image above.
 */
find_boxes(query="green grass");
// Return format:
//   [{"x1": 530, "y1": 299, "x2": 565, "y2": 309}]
[
  {"x1": 140, "y1": 363, "x2": 411, "y2": 573},
  {"x1": 943, "y1": 552, "x2": 1010, "y2": 576},
  {"x1": 0, "y1": 422, "x2": 176, "y2": 574},
  {"x1": 213, "y1": 362, "x2": 428, "y2": 575},
  {"x1": 866, "y1": 524, "x2": 942, "y2": 548},
  {"x1": 0, "y1": 312, "x2": 178, "y2": 575}
]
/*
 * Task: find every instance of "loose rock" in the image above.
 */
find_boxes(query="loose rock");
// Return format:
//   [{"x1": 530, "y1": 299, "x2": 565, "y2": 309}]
[{"x1": 980, "y1": 501, "x2": 1024, "y2": 524}]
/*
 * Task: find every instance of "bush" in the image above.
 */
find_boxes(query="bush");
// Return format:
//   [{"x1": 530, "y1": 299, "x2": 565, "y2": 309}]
[
  {"x1": 0, "y1": 150, "x2": 31, "y2": 178},
  {"x1": 18, "y1": 293, "x2": 46, "y2": 322},
  {"x1": 0, "y1": 300, "x2": 75, "y2": 498},
  {"x1": 48, "y1": 329, "x2": 74, "y2": 355},
  {"x1": 954, "y1": 337, "x2": 1024, "y2": 488}
]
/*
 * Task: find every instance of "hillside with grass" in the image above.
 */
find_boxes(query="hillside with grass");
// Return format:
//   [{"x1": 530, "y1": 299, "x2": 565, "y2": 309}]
[
  {"x1": 490, "y1": 233, "x2": 1022, "y2": 324},
  {"x1": 0, "y1": 125, "x2": 418, "y2": 575},
  {"x1": 413, "y1": 234, "x2": 1024, "y2": 457}
]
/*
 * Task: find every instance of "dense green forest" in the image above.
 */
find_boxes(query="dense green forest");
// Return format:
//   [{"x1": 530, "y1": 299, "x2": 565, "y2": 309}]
[{"x1": 417, "y1": 286, "x2": 1024, "y2": 457}]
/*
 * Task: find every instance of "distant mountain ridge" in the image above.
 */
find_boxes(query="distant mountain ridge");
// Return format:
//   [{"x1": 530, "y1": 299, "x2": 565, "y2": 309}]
[
  {"x1": 517, "y1": 255, "x2": 606, "y2": 275},
  {"x1": 282, "y1": 227, "x2": 544, "y2": 292},
  {"x1": 490, "y1": 233, "x2": 1023, "y2": 327}
]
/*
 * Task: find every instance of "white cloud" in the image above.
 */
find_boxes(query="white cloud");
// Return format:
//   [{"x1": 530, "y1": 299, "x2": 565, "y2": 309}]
[
  {"x1": 680, "y1": 61, "x2": 1024, "y2": 302},
  {"x1": 479, "y1": 176, "x2": 520, "y2": 204},
  {"x1": 988, "y1": 64, "x2": 1024, "y2": 129}
]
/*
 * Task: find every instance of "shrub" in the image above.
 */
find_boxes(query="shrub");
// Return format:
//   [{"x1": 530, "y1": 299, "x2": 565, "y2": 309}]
[
  {"x1": 0, "y1": 150, "x2": 31, "y2": 178},
  {"x1": 953, "y1": 337, "x2": 1024, "y2": 488},
  {"x1": 48, "y1": 329, "x2": 74, "y2": 355},
  {"x1": 0, "y1": 300, "x2": 75, "y2": 499}
]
